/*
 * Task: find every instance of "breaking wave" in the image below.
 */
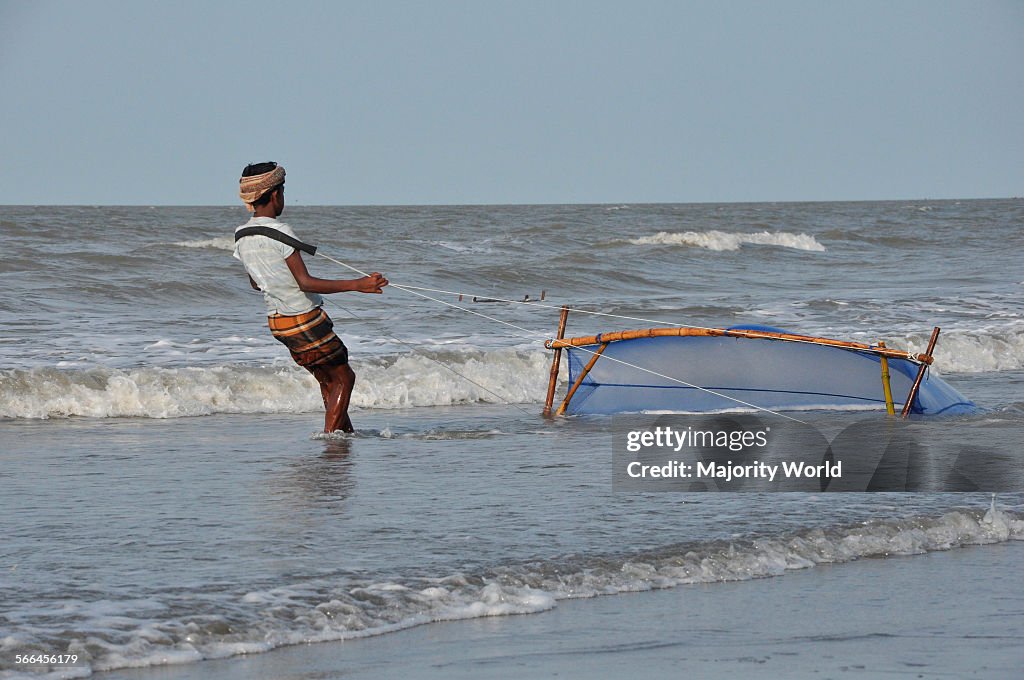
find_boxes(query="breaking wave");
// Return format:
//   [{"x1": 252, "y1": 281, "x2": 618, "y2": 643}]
[
  {"x1": 3, "y1": 325, "x2": 1023, "y2": 419},
  {"x1": 0, "y1": 349, "x2": 550, "y2": 419},
  {"x1": 629, "y1": 230, "x2": 826, "y2": 252},
  {"x1": 884, "y1": 327, "x2": 1024, "y2": 374},
  {"x1": 3, "y1": 506, "x2": 1020, "y2": 677}
]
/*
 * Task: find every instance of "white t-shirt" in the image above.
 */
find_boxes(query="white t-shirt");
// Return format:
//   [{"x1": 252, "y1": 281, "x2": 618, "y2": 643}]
[{"x1": 233, "y1": 217, "x2": 323, "y2": 316}]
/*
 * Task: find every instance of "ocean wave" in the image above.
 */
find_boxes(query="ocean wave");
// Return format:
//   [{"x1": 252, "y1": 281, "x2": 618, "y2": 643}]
[
  {"x1": 628, "y1": 230, "x2": 826, "y2": 252},
  {"x1": 3, "y1": 324, "x2": 1022, "y2": 419},
  {"x1": 3, "y1": 506, "x2": 1020, "y2": 677},
  {"x1": 0, "y1": 349, "x2": 550, "y2": 419},
  {"x1": 890, "y1": 327, "x2": 1024, "y2": 374}
]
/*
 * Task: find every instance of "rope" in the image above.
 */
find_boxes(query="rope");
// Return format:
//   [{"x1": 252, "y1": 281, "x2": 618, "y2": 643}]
[
  {"x1": 321, "y1": 297, "x2": 535, "y2": 416},
  {"x1": 315, "y1": 249, "x2": 809, "y2": 423},
  {"x1": 554, "y1": 340, "x2": 809, "y2": 424},
  {"x1": 315, "y1": 253, "x2": 920, "y2": 363},
  {"x1": 316, "y1": 253, "x2": 550, "y2": 341}
]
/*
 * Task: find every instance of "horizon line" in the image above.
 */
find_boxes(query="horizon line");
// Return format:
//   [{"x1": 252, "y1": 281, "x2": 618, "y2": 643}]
[{"x1": 1, "y1": 196, "x2": 1019, "y2": 209}]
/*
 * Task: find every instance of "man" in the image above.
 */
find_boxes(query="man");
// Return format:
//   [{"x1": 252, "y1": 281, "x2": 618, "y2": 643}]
[{"x1": 233, "y1": 162, "x2": 387, "y2": 433}]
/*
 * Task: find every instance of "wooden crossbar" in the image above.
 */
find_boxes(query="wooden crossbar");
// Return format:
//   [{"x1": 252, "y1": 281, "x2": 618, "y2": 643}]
[{"x1": 546, "y1": 326, "x2": 932, "y2": 365}]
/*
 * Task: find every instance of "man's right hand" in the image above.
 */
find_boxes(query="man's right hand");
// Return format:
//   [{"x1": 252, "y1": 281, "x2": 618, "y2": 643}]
[{"x1": 356, "y1": 272, "x2": 389, "y2": 294}]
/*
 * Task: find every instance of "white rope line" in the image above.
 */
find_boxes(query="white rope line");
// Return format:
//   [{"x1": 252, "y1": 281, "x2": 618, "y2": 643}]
[
  {"x1": 556, "y1": 341, "x2": 809, "y2": 424},
  {"x1": 315, "y1": 253, "x2": 922, "y2": 363},
  {"x1": 315, "y1": 250, "x2": 810, "y2": 422},
  {"x1": 321, "y1": 297, "x2": 535, "y2": 416},
  {"x1": 319, "y1": 252, "x2": 686, "y2": 329},
  {"x1": 317, "y1": 253, "x2": 550, "y2": 340},
  {"x1": 387, "y1": 283, "x2": 685, "y2": 325}
]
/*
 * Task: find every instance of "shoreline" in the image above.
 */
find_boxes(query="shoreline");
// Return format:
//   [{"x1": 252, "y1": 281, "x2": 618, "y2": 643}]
[{"x1": 96, "y1": 541, "x2": 1023, "y2": 680}]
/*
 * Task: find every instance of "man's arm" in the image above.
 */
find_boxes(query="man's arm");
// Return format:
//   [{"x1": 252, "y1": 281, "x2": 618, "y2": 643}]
[{"x1": 285, "y1": 251, "x2": 388, "y2": 294}]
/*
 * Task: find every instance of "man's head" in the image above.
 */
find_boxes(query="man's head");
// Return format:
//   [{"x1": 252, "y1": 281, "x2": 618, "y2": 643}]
[{"x1": 239, "y1": 162, "x2": 286, "y2": 215}]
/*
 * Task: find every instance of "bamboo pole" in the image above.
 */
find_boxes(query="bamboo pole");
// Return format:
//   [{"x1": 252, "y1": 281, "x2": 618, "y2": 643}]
[
  {"x1": 555, "y1": 342, "x2": 608, "y2": 416},
  {"x1": 878, "y1": 341, "x2": 895, "y2": 415},
  {"x1": 901, "y1": 327, "x2": 940, "y2": 418},
  {"x1": 543, "y1": 306, "x2": 570, "y2": 416},
  {"x1": 547, "y1": 326, "x2": 933, "y2": 365}
]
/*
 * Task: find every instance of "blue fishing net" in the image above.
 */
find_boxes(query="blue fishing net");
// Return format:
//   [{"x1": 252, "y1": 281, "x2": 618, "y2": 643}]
[{"x1": 563, "y1": 332, "x2": 973, "y2": 416}]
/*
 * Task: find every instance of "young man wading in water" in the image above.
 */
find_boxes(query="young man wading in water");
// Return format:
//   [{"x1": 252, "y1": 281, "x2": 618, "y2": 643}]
[{"x1": 233, "y1": 162, "x2": 388, "y2": 433}]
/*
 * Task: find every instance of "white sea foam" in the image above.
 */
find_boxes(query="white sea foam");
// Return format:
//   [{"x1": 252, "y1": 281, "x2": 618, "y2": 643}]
[
  {"x1": 0, "y1": 349, "x2": 550, "y2": 419},
  {"x1": 170, "y1": 237, "x2": 235, "y2": 251},
  {"x1": 431, "y1": 240, "x2": 495, "y2": 254},
  {"x1": 629, "y1": 230, "x2": 827, "y2": 252},
  {"x1": 3, "y1": 508, "x2": 1019, "y2": 677},
  {"x1": 895, "y1": 327, "x2": 1024, "y2": 374},
  {"x1": 3, "y1": 324, "x2": 1023, "y2": 419}
]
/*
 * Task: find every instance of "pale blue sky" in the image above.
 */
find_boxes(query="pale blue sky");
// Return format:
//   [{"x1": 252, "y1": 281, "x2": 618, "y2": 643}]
[{"x1": 1, "y1": 0, "x2": 1021, "y2": 205}]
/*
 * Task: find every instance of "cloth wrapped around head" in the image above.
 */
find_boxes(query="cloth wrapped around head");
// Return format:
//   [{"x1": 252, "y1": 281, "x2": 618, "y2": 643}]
[{"x1": 239, "y1": 164, "x2": 286, "y2": 211}]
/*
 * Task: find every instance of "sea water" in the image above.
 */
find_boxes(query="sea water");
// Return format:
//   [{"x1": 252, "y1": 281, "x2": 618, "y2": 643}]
[{"x1": 1, "y1": 200, "x2": 1022, "y2": 678}]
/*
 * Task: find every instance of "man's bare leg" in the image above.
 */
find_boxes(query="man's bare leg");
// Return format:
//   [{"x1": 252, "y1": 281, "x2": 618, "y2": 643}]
[
  {"x1": 308, "y1": 366, "x2": 331, "y2": 410},
  {"x1": 324, "y1": 364, "x2": 356, "y2": 433}
]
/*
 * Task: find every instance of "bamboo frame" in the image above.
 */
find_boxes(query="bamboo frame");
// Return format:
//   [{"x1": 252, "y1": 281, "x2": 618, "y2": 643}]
[
  {"x1": 542, "y1": 306, "x2": 570, "y2": 416},
  {"x1": 546, "y1": 326, "x2": 933, "y2": 365},
  {"x1": 555, "y1": 342, "x2": 608, "y2": 416},
  {"x1": 901, "y1": 327, "x2": 941, "y2": 418},
  {"x1": 878, "y1": 341, "x2": 896, "y2": 415}
]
